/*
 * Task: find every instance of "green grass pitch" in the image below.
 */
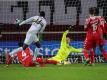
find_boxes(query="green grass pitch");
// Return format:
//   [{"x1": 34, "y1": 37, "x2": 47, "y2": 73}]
[{"x1": 0, "y1": 63, "x2": 107, "y2": 80}]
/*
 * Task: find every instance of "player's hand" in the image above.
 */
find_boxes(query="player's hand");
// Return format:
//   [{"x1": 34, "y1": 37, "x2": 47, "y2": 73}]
[
  {"x1": 65, "y1": 30, "x2": 69, "y2": 33},
  {"x1": 67, "y1": 25, "x2": 73, "y2": 31},
  {"x1": 66, "y1": 30, "x2": 69, "y2": 32}
]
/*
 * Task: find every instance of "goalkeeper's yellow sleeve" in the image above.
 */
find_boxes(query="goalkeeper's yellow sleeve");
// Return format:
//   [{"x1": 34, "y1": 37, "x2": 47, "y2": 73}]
[
  {"x1": 61, "y1": 30, "x2": 69, "y2": 46},
  {"x1": 70, "y1": 46, "x2": 83, "y2": 53}
]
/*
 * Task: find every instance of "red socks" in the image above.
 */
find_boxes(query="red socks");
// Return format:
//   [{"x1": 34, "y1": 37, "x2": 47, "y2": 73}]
[
  {"x1": 45, "y1": 59, "x2": 58, "y2": 65},
  {"x1": 83, "y1": 50, "x2": 89, "y2": 59},
  {"x1": 90, "y1": 50, "x2": 95, "y2": 64},
  {"x1": 6, "y1": 55, "x2": 12, "y2": 65},
  {"x1": 36, "y1": 57, "x2": 58, "y2": 65}
]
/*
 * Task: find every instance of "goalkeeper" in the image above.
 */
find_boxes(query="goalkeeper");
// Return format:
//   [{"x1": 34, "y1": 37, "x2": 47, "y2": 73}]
[{"x1": 36, "y1": 30, "x2": 83, "y2": 65}]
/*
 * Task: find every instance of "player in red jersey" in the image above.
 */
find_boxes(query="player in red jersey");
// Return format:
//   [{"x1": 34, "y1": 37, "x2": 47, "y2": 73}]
[
  {"x1": 83, "y1": 7, "x2": 107, "y2": 65},
  {"x1": 17, "y1": 45, "x2": 36, "y2": 67},
  {"x1": 6, "y1": 42, "x2": 36, "y2": 67}
]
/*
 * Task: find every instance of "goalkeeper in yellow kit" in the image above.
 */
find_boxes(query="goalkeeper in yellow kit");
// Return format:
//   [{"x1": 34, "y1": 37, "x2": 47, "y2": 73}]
[{"x1": 36, "y1": 30, "x2": 83, "y2": 66}]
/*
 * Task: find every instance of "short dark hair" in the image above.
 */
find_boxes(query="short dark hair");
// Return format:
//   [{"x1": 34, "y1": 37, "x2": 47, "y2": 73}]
[
  {"x1": 89, "y1": 7, "x2": 99, "y2": 16},
  {"x1": 40, "y1": 11, "x2": 45, "y2": 17}
]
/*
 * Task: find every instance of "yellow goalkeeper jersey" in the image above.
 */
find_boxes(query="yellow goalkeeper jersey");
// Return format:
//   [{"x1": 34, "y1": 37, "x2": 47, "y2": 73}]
[{"x1": 49, "y1": 30, "x2": 83, "y2": 62}]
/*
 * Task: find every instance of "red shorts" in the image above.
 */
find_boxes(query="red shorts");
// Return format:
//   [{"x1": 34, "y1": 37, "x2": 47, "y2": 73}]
[{"x1": 84, "y1": 33, "x2": 105, "y2": 50}]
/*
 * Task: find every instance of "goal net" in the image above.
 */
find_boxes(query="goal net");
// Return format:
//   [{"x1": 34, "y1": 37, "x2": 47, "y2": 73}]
[{"x1": 0, "y1": 0, "x2": 106, "y2": 58}]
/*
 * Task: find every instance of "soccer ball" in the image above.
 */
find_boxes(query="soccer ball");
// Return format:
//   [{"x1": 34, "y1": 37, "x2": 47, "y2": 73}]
[{"x1": 15, "y1": 19, "x2": 21, "y2": 24}]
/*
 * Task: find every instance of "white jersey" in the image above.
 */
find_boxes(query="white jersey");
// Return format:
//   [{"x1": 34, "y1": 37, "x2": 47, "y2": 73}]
[{"x1": 19, "y1": 16, "x2": 47, "y2": 34}]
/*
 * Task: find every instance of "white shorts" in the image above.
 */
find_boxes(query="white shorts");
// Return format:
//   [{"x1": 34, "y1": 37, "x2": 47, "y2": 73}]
[{"x1": 24, "y1": 32, "x2": 39, "y2": 45}]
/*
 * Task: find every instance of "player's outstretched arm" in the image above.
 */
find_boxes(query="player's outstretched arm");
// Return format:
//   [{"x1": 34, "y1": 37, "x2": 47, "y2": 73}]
[
  {"x1": 70, "y1": 46, "x2": 83, "y2": 53},
  {"x1": 19, "y1": 17, "x2": 34, "y2": 26},
  {"x1": 61, "y1": 30, "x2": 69, "y2": 42}
]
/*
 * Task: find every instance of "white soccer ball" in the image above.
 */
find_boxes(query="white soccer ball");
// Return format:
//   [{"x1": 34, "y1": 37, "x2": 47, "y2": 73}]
[{"x1": 15, "y1": 19, "x2": 21, "y2": 24}]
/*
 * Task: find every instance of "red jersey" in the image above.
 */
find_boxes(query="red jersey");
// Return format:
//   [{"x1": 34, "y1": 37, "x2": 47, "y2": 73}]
[
  {"x1": 84, "y1": 16, "x2": 105, "y2": 50},
  {"x1": 17, "y1": 47, "x2": 34, "y2": 67},
  {"x1": 84, "y1": 16, "x2": 105, "y2": 35}
]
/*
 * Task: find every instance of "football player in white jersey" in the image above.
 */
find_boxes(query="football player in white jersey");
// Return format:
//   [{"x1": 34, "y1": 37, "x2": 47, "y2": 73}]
[{"x1": 6, "y1": 12, "x2": 47, "y2": 64}]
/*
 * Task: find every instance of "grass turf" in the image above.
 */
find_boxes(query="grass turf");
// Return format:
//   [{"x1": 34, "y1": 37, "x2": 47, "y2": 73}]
[{"x1": 0, "y1": 63, "x2": 107, "y2": 80}]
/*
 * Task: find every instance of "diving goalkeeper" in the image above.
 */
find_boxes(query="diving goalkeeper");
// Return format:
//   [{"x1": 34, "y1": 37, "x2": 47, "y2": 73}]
[{"x1": 36, "y1": 30, "x2": 83, "y2": 65}]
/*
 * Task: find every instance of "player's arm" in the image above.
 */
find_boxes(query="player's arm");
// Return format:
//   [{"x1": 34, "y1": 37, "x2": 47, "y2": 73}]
[
  {"x1": 100, "y1": 17, "x2": 106, "y2": 33},
  {"x1": 19, "y1": 17, "x2": 34, "y2": 26},
  {"x1": 39, "y1": 23, "x2": 46, "y2": 33},
  {"x1": 99, "y1": 17, "x2": 107, "y2": 38},
  {"x1": 61, "y1": 30, "x2": 69, "y2": 45},
  {"x1": 70, "y1": 46, "x2": 83, "y2": 53},
  {"x1": 84, "y1": 19, "x2": 89, "y2": 31}
]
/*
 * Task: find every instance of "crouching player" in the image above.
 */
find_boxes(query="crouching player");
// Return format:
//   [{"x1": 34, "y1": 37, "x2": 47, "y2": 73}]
[
  {"x1": 36, "y1": 30, "x2": 83, "y2": 66},
  {"x1": 6, "y1": 43, "x2": 36, "y2": 67}
]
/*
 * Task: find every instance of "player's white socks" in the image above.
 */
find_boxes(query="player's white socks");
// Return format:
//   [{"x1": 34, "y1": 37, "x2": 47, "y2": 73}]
[{"x1": 9, "y1": 47, "x2": 23, "y2": 57}]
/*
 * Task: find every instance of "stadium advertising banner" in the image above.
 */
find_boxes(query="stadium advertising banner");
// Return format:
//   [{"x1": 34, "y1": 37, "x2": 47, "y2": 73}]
[
  {"x1": 0, "y1": 41, "x2": 105, "y2": 55},
  {"x1": 0, "y1": 41, "x2": 106, "y2": 63}
]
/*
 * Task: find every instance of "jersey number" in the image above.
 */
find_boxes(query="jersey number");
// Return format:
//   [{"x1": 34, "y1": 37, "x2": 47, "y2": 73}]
[
  {"x1": 92, "y1": 23, "x2": 98, "y2": 31},
  {"x1": 22, "y1": 51, "x2": 26, "y2": 57},
  {"x1": 33, "y1": 18, "x2": 44, "y2": 26}
]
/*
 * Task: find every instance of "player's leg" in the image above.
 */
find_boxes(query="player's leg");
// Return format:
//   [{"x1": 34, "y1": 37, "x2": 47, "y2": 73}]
[
  {"x1": 5, "y1": 54, "x2": 12, "y2": 65},
  {"x1": 7, "y1": 33, "x2": 32, "y2": 66},
  {"x1": 98, "y1": 38, "x2": 107, "y2": 61},
  {"x1": 8, "y1": 44, "x2": 28, "y2": 59},
  {"x1": 45, "y1": 59, "x2": 59, "y2": 65},
  {"x1": 99, "y1": 45, "x2": 107, "y2": 61},
  {"x1": 83, "y1": 44, "x2": 92, "y2": 65},
  {"x1": 83, "y1": 40, "x2": 90, "y2": 62},
  {"x1": 46, "y1": 56, "x2": 60, "y2": 65},
  {"x1": 34, "y1": 41, "x2": 41, "y2": 48},
  {"x1": 83, "y1": 34, "x2": 93, "y2": 65},
  {"x1": 23, "y1": 32, "x2": 33, "y2": 50},
  {"x1": 83, "y1": 49, "x2": 89, "y2": 60},
  {"x1": 34, "y1": 35, "x2": 43, "y2": 55},
  {"x1": 83, "y1": 49, "x2": 90, "y2": 65},
  {"x1": 9, "y1": 47, "x2": 23, "y2": 57},
  {"x1": 4, "y1": 48, "x2": 14, "y2": 65},
  {"x1": 35, "y1": 57, "x2": 59, "y2": 66},
  {"x1": 89, "y1": 49, "x2": 95, "y2": 66}
]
